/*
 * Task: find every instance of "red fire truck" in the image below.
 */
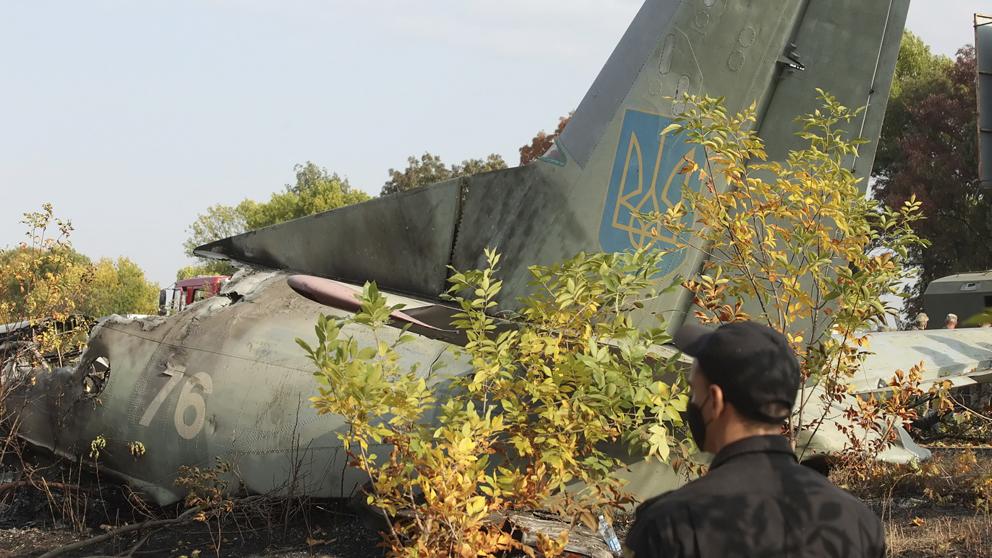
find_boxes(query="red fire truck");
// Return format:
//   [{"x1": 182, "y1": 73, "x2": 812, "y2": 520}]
[{"x1": 159, "y1": 275, "x2": 229, "y2": 314}]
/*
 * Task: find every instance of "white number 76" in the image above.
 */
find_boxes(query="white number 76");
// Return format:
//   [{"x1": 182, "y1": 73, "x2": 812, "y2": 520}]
[{"x1": 139, "y1": 364, "x2": 214, "y2": 440}]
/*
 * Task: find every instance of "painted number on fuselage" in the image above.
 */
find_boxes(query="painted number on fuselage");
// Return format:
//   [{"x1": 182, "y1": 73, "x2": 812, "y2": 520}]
[{"x1": 138, "y1": 364, "x2": 213, "y2": 440}]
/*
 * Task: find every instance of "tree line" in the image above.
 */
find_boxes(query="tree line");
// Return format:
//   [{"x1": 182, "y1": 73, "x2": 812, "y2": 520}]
[{"x1": 1, "y1": 204, "x2": 160, "y2": 324}]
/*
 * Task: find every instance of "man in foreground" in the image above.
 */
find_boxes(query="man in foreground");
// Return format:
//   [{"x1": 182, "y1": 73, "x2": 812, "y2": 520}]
[{"x1": 624, "y1": 321, "x2": 885, "y2": 557}]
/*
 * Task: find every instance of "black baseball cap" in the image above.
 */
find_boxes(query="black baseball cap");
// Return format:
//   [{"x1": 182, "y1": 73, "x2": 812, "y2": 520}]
[{"x1": 673, "y1": 321, "x2": 800, "y2": 423}]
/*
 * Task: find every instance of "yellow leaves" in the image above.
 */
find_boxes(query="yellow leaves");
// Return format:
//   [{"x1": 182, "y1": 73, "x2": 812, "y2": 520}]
[
  {"x1": 465, "y1": 495, "x2": 487, "y2": 518},
  {"x1": 785, "y1": 302, "x2": 806, "y2": 320},
  {"x1": 647, "y1": 424, "x2": 671, "y2": 462},
  {"x1": 652, "y1": 381, "x2": 670, "y2": 399},
  {"x1": 677, "y1": 157, "x2": 699, "y2": 175},
  {"x1": 660, "y1": 122, "x2": 683, "y2": 136}
]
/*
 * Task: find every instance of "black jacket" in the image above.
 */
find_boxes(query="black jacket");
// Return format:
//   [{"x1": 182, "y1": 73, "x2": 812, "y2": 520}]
[{"x1": 624, "y1": 435, "x2": 885, "y2": 558}]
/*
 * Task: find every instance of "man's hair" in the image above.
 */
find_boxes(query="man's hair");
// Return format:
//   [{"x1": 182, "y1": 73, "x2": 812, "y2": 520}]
[{"x1": 756, "y1": 402, "x2": 791, "y2": 423}]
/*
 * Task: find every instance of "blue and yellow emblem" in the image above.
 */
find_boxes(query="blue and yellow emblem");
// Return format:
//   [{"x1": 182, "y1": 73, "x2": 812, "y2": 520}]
[{"x1": 598, "y1": 109, "x2": 701, "y2": 275}]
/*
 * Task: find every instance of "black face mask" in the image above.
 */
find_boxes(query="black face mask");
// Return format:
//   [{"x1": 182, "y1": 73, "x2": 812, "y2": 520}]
[{"x1": 684, "y1": 393, "x2": 711, "y2": 451}]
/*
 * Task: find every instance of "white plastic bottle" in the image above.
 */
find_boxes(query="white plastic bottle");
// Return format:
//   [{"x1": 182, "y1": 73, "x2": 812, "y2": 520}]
[{"x1": 598, "y1": 514, "x2": 622, "y2": 556}]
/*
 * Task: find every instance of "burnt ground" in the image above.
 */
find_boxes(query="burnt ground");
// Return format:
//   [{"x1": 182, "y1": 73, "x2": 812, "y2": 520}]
[
  {"x1": 0, "y1": 448, "x2": 989, "y2": 557},
  {"x1": 0, "y1": 449, "x2": 384, "y2": 558},
  {"x1": 0, "y1": 489, "x2": 385, "y2": 558},
  {"x1": 0, "y1": 487, "x2": 385, "y2": 558}
]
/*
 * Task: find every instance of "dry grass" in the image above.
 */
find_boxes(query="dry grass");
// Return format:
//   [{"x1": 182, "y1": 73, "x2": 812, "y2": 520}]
[
  {"x1": 834, "y1": 447, "x2": 992, "y2": 557},
  {"x1": 886, "y1": 513, "x2": 992, "y2": 557}
]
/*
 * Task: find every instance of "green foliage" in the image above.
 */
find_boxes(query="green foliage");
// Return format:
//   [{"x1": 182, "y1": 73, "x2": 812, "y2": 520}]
[
  {"x1": 380, "y1": 152, "x2": 507, "y2": 196},
  {"x1": 301, "y1": 249, "x2": 689, "y2": 557},
  {"x1": 874, "y1": 31, "x2": 953, "y2": 177},
  {"x1": 1, "y1": 204, "x2": 160, "y2": 364},
  {"x1": 645, "y1": 92, "x2": 929, "y2": 459},
  {"x1": 182, "y1": 204, "x2": 247, "y2": 261},
  {"x1": 1, "y1": 249, "x2": 159, "y2": 320},
  {"x1": 0, "y1": 205, "x2": 93, "y2": 366},
  {"x1": 872, "y1": 43, "x2": 988, "y2": 313},
  {"x1": 78, "y1": 257, "x2": 160, "y2": 317},
  {"x1": 238, "y1": 162, "x2": 369, "y2": 230}
]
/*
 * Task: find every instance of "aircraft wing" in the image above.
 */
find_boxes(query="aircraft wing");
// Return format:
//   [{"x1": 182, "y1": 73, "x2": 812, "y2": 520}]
[{"x1": 850, "y1": 329, "x2": 992, "y2": 395}]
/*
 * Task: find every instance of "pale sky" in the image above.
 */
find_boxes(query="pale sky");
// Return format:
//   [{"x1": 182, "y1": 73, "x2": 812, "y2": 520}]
[{"x1": 0, "y1": 0, "x2": 985, "y2": 288}]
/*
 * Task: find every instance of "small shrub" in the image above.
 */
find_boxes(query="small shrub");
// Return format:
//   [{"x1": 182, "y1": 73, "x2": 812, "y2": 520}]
[
  {"x1": 301, "y1": 249, "x2": 690, "y2": 557},
  {"x1": 176, "y1": 458, "x2": 236, "y2": 555},
  {"x1": 642, "y1": 92, "x2": 931, "y2": 466}
]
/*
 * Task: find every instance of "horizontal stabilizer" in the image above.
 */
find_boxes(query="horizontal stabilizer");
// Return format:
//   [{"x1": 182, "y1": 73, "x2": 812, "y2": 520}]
[{"x1": 851, "y1": 328, "x2": 992, "y2": 394}]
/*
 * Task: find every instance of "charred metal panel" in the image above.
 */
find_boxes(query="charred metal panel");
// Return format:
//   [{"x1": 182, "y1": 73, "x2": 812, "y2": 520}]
[
  {"x1": 195, "y1": 181, "x2": 462, "y2": 298},
  {"x1": 450, "y1": 165, "x2": 567, "y2": 278},
  {"x1": 11, "y1": 270, "x2": 474, "y2": 505},
  {"x1": 977, "y1": 13, "x2": 992, "y2": 190}
]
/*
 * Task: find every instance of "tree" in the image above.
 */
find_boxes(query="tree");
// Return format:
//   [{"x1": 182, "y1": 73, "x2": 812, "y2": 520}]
[
  {"x1": 175, "y1": 262, "x2": 233, "y2": 281},
  {"x1": 0, "y1": 206, "x2": 91, "y2": 327},
  {"x1": 648, "y1": 92, "x2": 933, "y2": 465},
  {"x1": 79, "y1": 257, "x2": 160, "y2": 317},
  {"x1": 874, "y1": 32, "x2": 953, "y2": 178},
  {"x1": 2, "y1": 241, "x2": 160, "y2": 320},
  {"x1": 872, "y1": 45, "x2": 990, "y2": 312},
  {"x1": 519, "y1": 113, "x2": 572, "y2": 166},
  {"x1": 182, "y1": 204, "x2": 247, "y2": 261},
  {"x1": 379, "y1": 152, "x2": 507, "y2": 196},
  {"x1": 240, "y1": 162, "x2": 370, "y2": 229},
  {"x1": 0, "y1": 246, "x2": 91, "y2": 316},
  {"x1": 1, "y1": 206, "x2": 94, "y2": 368},
  {"x1": 454, "y1": 154, "x2": 508, "y2": 178}
]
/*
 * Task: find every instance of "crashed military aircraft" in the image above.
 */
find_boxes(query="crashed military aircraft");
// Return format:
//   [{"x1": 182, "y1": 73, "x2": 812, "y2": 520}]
[{"x1": 10, "y1": 0, "x2": 973, "y2": 507}]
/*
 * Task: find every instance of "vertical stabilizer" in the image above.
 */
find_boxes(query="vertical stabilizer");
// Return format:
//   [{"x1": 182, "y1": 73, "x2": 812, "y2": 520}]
[
  {"x1": 977, "y1": 13, "x2": 992, "y2": 190},
  {"x1": 453, "y1": 0, "x2": 910, "y2": 326}
]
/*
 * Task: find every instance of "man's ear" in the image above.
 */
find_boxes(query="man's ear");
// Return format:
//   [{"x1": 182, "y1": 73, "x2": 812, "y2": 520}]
[{"x1": 708, "y1": 383, "x2": 725, "y2": 419}]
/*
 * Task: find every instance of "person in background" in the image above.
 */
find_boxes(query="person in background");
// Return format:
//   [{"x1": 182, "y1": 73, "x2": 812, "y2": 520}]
[
  {"x1": 945, "y1": 313, "x2": 958, "y2": 329},
  {"x1": 624, "y1": 321, "x2": 885, "y2": 558},
  {"x1": 910, "y1": 313, "x2": 929, "y2": 330}
]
